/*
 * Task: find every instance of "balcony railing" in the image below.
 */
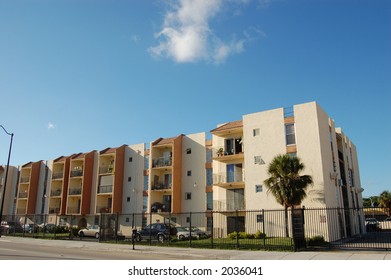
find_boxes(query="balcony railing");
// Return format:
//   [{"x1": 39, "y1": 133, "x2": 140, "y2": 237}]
[
  {"x1": 70, "y1": 169, "x2": 83, "y2": 177},
  {"x1": 67, "y1": 207, "x2": 80, "y2": 214},
  {"x1": 49, "y1": 207, "x2": 60, "y2": 214},
  {"x1": 99, "y1": 165, "x2": 114, "y2": 174},
  {"x1": 52, "y1": 172, "x2": 64, "y2": 180},
  {"x1": 50, "y1": 189, "x2": 62, "y2": 196},
  {"x1": 213, "y1": 199, "x2": 246, "y2": 211},
  {"x1": 152, "y1": 157, "x2": 172, "y2": 168},
  {"x1": 212, "y1": 146, "x2": 244, "y2": 158},
  {"x1": 18, "y1": 192, "x2": 28, "y2": 198},
  {"x1": 97, "y1": 185, "x2": 113, "y2": 194},
  {"x1": 96, "y1": 206, "x2": 112, "y2": 213},
  {"x1": 151, "y1": 183, "x2": 172, "y2": 191},
  {"x1": 20, "y1": 176, "x2": 30, "y2": 183},
  {"x1": 213, "y1": 172, "x2": 245, "y2": 185},
  {"x1": 68, "y1": 187, "x2": 82, "y2": 195}
]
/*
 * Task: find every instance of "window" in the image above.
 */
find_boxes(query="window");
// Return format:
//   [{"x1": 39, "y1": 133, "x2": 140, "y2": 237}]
[
  {"x1": 285, "y1": 123, "x2": 296, "y2": 145},
  {"x1": 185, "y1": 192, "x2": 192, "y2": 200},
  {"x1": 253, "y1": 128, "x2": 260, "y2": 137},
  {"x1": 206, "y1": 168, "x2": 213, "y2": 186},
  {"x1": 254, "y1": 156, "x2": 265, "y2": 165},
  {"x1": 187, "y1": 170, "x2": 192, "y2": 176},
  {"x1": 206, "y1": 192, "x2": 213, "y2": 210},
  {"x1": 128, "y1": 177, "x2": 132, "y2": 182},
  {"x1": 257, "y1": 214, "x2": 264, "y2": 223},
  {"x1": 255, "y1": 185, "x2": 263, "y2": 193},
  {"x1": 143, "y1": 175, "x2": 149, "y2": 191},
  {"x1": 186, "y1": 217, "x2": 191, "y2": 223},
  {"x1": 129, "y1": 157, "x2": 133, "y2": 162},
  {"x1": 186, "y1": 148, "x2": 191, "y2": 154},
  {"x1": 126, "y1": 217, "x2": 130, "y2": 223},
  {"x1": 127, "y1": 197, "x2": 130, "y2": 202}
]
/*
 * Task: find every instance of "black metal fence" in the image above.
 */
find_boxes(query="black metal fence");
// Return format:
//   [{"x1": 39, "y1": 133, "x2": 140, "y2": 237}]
[{"x1": 1, "y1": 207, "x2": 390, "y2": 251}]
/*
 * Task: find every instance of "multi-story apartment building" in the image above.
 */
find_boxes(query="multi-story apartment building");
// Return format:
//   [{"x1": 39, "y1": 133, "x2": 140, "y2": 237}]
[
  {"x1": 15, "y1": 161, "x2": 48, "y2": 216},
  {"x1": 1, "y1": 101, "x2": 363, "y2": 239},
  {"x1": 0, "y1": 165, "x2": 19, "y2": 216},
  {"x1": 210, "y1": 101, "x2": 363, "y2": 239},
  {"x1": 147, "y1": 133, "x2": 208, "y2": 225}
]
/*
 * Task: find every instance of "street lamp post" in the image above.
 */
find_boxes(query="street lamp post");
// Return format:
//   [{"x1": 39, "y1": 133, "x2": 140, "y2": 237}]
[{"x1": 0, "y1": 125, "x2": 14, "y2": 238}]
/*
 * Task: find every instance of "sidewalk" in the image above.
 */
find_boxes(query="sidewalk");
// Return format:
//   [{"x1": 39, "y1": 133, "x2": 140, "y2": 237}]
[{"x1": 3, "y1": 236, "x2": 391, "y2": 260}]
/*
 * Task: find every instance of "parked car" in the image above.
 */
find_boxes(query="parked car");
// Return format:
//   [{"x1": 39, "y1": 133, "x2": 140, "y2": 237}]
[
  {"x1": 135, "y1": 223, "x2": 177, "y2": 243},
  {"x1": 78, "y1": 225, "x2": 100, "y2": 238},
  {"x1": 365, "y1": 218, "x2": 381, "y2": 231},
  {"x1": 1, "y1": 221, "x2": 24, "y2": 234},
  {"x1": 380, "y1": 217, "x2": 391, "y2": 230},
  {"x1": 176, "y1": 227, "x2": 198, "y2": 240},
  {"x1": 185, "y1": 226, "x2": 211, "y2": 239}
]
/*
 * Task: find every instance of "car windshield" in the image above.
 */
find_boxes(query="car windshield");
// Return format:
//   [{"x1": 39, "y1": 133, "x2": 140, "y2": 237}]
[{"x1": 176, "y1": 227, "x2": 187, "y2": 232}]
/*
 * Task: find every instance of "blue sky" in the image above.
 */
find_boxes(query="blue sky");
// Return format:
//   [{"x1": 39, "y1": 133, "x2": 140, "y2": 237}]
[{"x1": 0, "y1": 0, "x2": 390, "y2": 197}]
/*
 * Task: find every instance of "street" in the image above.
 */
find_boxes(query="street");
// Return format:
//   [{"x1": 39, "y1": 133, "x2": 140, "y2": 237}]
[{"x1": 0, "y1": 236, "x2": 193, "y2": 260}]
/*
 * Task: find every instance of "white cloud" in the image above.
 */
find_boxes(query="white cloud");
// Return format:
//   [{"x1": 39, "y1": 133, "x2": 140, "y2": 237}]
[
  {"x1": 47, "y1": 122, "x2": 55, "y2": 130},
  {"x1": 149, "y1": 0, "x2": 249, "y2": 64}
]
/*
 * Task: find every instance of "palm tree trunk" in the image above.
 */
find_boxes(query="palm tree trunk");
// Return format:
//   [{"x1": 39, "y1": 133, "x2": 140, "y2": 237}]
[{"x1": 284, "y1": 206, "x2": 289, "y2": 237}]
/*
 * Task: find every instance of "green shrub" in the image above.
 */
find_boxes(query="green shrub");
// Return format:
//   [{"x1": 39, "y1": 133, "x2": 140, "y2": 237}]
[
  {"x1": 307, "y1": 235, "x2": 326, "y2": 246},
  {"x1": 254, "y1": 230, "x2": 266, "y2": 239}
]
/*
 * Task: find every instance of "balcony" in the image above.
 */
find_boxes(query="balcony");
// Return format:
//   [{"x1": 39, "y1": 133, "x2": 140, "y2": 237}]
[
  {"x1": 213, "y1": 172, "x2": 245, "y2": 187},
  {"x1": 49, "y1": 207, "x2": 60, "y2": 214},
  {"x1": 151, "y1": 183, "x2": 172, "y2": 191},
  {"x1": 52, "y1": 172, "x2": 64, "y2": 180},
  {"x1": 70, "y1": 167, "x2": 83, "y2": 177},
  {"x1": 96, "y1": 206, "x2": 112, "y2": 213},
  {"x1": 68, "y1": 187, "x2": 82, "y2": 195},
  {"x1": 212, "y1": 146, "x2": 244, "y2": 162},
  {"x1": 152, "y1": 157, "x2": 172, "y2": 168},
  {"x1": 99, "y1": 166, "x2": 114, "y2": 174},
  {"x1": 67, "y1": 207, "x2": 80, "y2": 214},
  {"x1": 18, "y1": 191, "x2": 28, "y2": 199},
  {"x1": 20, "y1": 176, "x2": 30, "y2": 184},
  {"x1": 97, "y1": 184, "x2": 113, "y2": 194},
  {"x1": 50, "y1": 189, "x2": 62, "y2": 197},
  {"x1": 213, "y1": 199, "x2": 246, "y2": 211}
]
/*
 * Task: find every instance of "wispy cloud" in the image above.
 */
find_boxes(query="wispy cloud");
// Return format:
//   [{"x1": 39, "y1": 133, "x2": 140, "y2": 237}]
[
  {"x1": 47, "y1": 122, "x2": 56, "y2": 130},
  {"x1": 148, "y1": 0, "x2": 251, "y2": 64}
]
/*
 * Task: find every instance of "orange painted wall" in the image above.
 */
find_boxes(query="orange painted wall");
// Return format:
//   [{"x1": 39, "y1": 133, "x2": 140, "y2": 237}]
[{"x1": 113, "y1": 146, "x2": 125, "y2": 213}]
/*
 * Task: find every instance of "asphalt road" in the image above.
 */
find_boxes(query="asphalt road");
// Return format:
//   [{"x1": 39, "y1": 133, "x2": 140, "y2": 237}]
[{"x1": 0, "y1": 237, "x2": 186, "y2": 260}]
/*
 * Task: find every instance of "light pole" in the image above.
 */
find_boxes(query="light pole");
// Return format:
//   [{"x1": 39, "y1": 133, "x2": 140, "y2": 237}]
[{"x1": 0, "y1": 125, "x2": 14, "y2": 238}]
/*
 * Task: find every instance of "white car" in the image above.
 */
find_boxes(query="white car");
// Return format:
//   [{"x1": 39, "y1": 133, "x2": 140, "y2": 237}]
[
  {"x1": 176, "y1": 227, "x2": 198, "y2": 240},
  {"x1": 78, "y1": 225, "x2": 100, "y2": 238},
  {"x1": 380, "y1": 217, "x2": 391, "y2": 230}
]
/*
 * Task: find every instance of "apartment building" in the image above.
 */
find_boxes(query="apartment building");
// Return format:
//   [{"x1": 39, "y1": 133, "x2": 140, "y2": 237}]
[
  {"x1": 147, "y1": 133, "x2": 208, "y2": 226},
  {"x1": 15, "y1": 161, "x2": 48, "y2": 215},
  {"x1": 210, "y1": 101, "x2": 363, "y2": 239},
  {"x1": 0, "y1": 165, "x2": 19, "y2": 216},
  {"x1": 1, "y1": 101, "x2": 363, "y2": 239}
]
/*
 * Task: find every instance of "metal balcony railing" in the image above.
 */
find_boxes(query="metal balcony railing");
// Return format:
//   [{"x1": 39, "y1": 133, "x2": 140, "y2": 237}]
[
  {"x1": 49, "y1": 207, "x2": 60, "y2": 214},
  {"x1": 68, "y1": 187, "x2": 82, "y2": 195},
  {"x1": 52, "y1": 172, "x2": 64, "y2": 180},
  {"x1": 96, "y1": 206, "x2": 112, "y2": 213},
  {"x1": 213, "y1": 172, "x2": 245, "y2": 185},
  {"x1": 70, "y1": 169, "x2": 83, "y2": 177},
  {"x1": 99, "y1": 166, "x2": 114, "y2": 174},
  {"x1": 67, "y1": 207, "x2": 80, "y2": 214},
  {"x1": 151, "y1": 183, "x2": 172, "y2": 191},
  {"x1": 152, "y1": 157, "x2": 172, "y2": 168},
  {"x1": 213, "y1": 199, "x2": 246, "y2": 211},
  {"x1": 97, "y1": 185, "x2": 113, "y2": 194},
  {"x1": 20, "y1": 176, "x2": 30, "y2": 183},
  {"x1": 18, "y1": 192, "x2": 28, "y2": 198},
  {"x1": 50, "y1": 189, "x2": 62, "y2": 196}
]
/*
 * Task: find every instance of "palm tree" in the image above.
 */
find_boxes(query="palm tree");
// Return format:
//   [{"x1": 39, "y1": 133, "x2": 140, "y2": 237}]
[
  {"x1": 264, "y1": 154, "x2": 313, "y2": 237},
  {"x1": 378, "y1": 190, "x2": 391, "y2": 216}
]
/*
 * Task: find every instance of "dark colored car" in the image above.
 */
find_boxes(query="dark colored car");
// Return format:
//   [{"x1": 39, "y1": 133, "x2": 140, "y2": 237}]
[
  {"x1": 365, "y1": 218, "x2": 380, "y2": 231},
  {"x1": 0, "y1": 221, "x2": 24, "y2": 234},
  {"x1": 135, "y1": 223, "x2": 177, "y2": 243}
]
